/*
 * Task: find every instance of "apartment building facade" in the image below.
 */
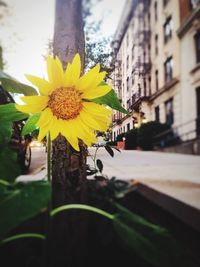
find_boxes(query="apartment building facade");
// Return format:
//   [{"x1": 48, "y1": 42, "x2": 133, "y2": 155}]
[
  {"x1": 111, "y1": 0, "x2": 200, "y2": 153},
  {"x1": 112, "y1": 0, "x2": 151, "y2": 141}
]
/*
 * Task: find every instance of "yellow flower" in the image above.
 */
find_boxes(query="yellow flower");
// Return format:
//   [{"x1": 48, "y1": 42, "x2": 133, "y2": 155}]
[{"x1": 16, "y1": 54, "x2": 112, "y2": 151}]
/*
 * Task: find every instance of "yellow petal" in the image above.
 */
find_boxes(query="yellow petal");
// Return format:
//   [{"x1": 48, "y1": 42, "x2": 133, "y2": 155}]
[
  {"x1": 16, "y1": 102, "x2": 47, "y2": 114},
  {"x1": 83, "y1": 102, "x2": 112, "y2": 117},
  {"x1": 86, "y1": 71, "x2": 106, "y2": 91},
  {"x1": 46, "y1": 55, "x2": 54, "y2": 83},
  {"x1": 75, "y1": 64, "x2": 100, "y2": 92},
  {"x1": 71, "y1": 54, "x2": 81, "y2": 84},
  {"x1": 46, "y1": 55, "x2": 64, "y2": 88},
  {"x1": 25, "y1": 74, "x2": 53, "y2": 95},
  {"x1": 63, "y1": 63, "x2": 73, "y2": 87},
  {"x1": 71, "y1": 117, "x2": 97, "y2": 144},
  {"x1": 37, "y1": 108, "x2": 53, "y2": 128},
  {"x1": 50, "y1": 117, "x2": 60, "y2": 140},
  {"x1": 60, "y1": 120, "x2": 80, "y2": 151},
  {"x1": 20, "y1": 96, "x2": 49, "y2": 105},
  {"x1": 38, "y1": 117, "x2": 54, "y2": 141},
  {"x1": 82, "y1": 85, "x2": 112, "y2": 99},
  {"x1": 79, "y1": 109, "x2": 108, "y2": 132}
]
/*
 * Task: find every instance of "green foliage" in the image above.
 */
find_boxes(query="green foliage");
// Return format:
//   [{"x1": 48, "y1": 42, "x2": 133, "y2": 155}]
[
  {"x1": 0, "y1": 70, "x2": 38, "y2": 95},
  {"x1": 22, "y1": 113, "x2": 40, "y2": 136},
  {"x1": 104, "y1": 144, "x2": 114, "y2": 157},
  {"x1": 0, "y1": 121, "x2": 12, "y2": 145},
  {"x1": 124, "y1": 122, "x2": 172, "y2": 151},
  {"x1": 92, "y1": 89, "x2": 129, "y2": 115},
  {"x1": 125, "y1": 128, "x2": 138, "y2": 150},
  {"x1": 137, "y1": 121, "x2": 171, "y2": 151},
  {"x1": 0, "y1": 147, "x2": 20, "y2": 183},
  {"x1": 114, "y1": 203, "x2": 197, "y2": 267},
  {"x1": 0, "y1": 180, "x2": 51, "y2": 240},
  {"x1": 96, "y1": 159, "x2": 103, "y2": 173},
  {"x1": 116, "y1": 132, "x2": 125, "y2": 142},
  {"x1": 83, "y1": 0, "x2": 113, "y2": 76},
  {"x1": 0, "y1": 103, "x2": 28, "y2": 122}
]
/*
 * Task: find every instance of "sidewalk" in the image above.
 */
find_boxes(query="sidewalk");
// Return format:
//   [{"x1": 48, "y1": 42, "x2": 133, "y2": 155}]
[
  {"x1": 87, "y1": 148, "x2": 200, "y2": 210},
  {"x1": 17, "y1": 147, "x2": 200, "y2": 211}
]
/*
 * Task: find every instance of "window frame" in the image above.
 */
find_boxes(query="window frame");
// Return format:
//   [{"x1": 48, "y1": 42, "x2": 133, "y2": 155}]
[
  {"x1": 164, "y1": 56, "x2": 173, "y2": 83},
  {"x1": 163, "y1": 16, "x2": 172, "y2": 43},
  {"x1": 165, "y1": 98, "x2": 174, "y2": 126},
  {"x1": 194, "y1": 30, "x2": 200, "y2": 63}
]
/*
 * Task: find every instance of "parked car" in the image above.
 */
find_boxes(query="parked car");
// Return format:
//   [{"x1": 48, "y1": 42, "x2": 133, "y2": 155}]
[{"x1": 0, "y1": 86, "x2": 32, "y2": 173}]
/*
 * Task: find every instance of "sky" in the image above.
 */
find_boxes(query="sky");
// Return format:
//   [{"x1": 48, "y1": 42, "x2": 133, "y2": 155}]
[{"x1": 0, "y1": 0, "x2": 126, "y2": 84}]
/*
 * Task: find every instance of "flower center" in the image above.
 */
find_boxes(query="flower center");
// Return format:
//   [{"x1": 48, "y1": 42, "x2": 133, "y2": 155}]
[{"x1": 48, "y1": 87, "x2": 82, "y2": 120}]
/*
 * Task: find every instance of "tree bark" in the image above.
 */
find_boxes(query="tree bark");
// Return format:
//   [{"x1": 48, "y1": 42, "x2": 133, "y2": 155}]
[
  {"x1": 48, "y1": 1, "x2": 88, "y2": 266},
  {"x1": 52, "y1": 0, "x2": 86, "y2": 207}
]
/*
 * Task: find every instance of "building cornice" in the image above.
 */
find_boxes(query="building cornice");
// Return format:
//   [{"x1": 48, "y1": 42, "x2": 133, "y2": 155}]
[
  {"x1": 112, "y1": 0, "x2": 136, "y2": 53},
  {"x1": 177, "y1": 6, "x2": 200, "y2": 38},
  {"x1": 150, "y1": 78, "x2": 179, "y2": 101}
]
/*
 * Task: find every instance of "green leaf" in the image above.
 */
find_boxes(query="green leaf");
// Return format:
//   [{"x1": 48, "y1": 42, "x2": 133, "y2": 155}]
[
  {"x1": 104, "y1": 144, "x2": 114, "y2": 157},
  {"x1": 0, "y1": 121, "x2": 12, "y2": 145},
  {"x1": 92, "y1": 89, "x2": 129, "y2": 115},
  {"x1": 0, "y1": 147, "x2": 20, "y2": 183},
  {"x1": 0, "y1": 181, "x2": 51, "y2": 240},
  {"x1": 22, "y1": 113, "x2": 40, "y2": 136},
  {"x1": 0, "y1": 70, "x2": 38, "y2": 96},
  {"x1": 96, "y1": 158, "x2": 103, "y2": 173},
  {"x1": 0, "y1": 103, "x2": 28, "y2": 122},
  {"x1": 113, "y1": 203, "x2": 195, "y2": 267}
]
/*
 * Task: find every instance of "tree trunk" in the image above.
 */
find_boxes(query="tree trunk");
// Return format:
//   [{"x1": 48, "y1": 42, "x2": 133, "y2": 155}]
[
  {"x1": 48, "y1": 1, "x2": 88, "y2": 266},
  {"x1": 52, "y1": 0, "x2": 86, "y2": 207}
]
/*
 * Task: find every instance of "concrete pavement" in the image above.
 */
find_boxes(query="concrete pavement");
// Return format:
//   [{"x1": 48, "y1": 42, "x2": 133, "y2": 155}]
[
  {"x1": 17, "y1": 146, "x2": 47, "y2": 182},
  {"x1": 17, "y1": 146, "x2": 200, "y2": 211},
  {"x1": 87, "y1": 147, "x2": 200, "y2": 210}
]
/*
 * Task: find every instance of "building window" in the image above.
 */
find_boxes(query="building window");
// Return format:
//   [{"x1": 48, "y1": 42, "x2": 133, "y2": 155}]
[
  {"x1": 155, "y1": 106, "x2": 160, "y2": 122},
  {"x1": 164, "y1": 16, "x2": 172, "y2": 43},
  {"x1": 165, "y1": 98, "x2": 174, "y2": 125},
  {"x1": 189, "y1": 0, "x2": 199, "y2": 10},
  {"x1": 132, "y1": 70, "x2": 135, "y2": 85},
  {"x1": 127, "y1": 123, "x2": 130, "y2": 131},
  {"x1": 196, "y1": 87, "x2": 200, "y2": 135},
  {"x1": 126, "y1": 55, "x2": 129, "y2": 70},
  {"x1": 194, "y1": 30, "x2": 200, "y2": 63},
  {"x1": 154, "y1": 1, "x2": 158, "y2": 21},
  {"x1": 148, "y1": 76, "x2": 151, "y2": 95},
  {"x1": 126, "y1": 33, "x2": 129, "y2": 47},
  {"x1": 155, "y1": 70, "x2": 159, "y2": 91},
  {"x1": 127, "y1": 99, "x2": 131, "y2": 110},
  {"x1": 126, "y1": 76, "x2": 129, "y2": 91},
  {"x1": 113, "y1": 132, "x2": 116, "y2": 140},
  {"x1": 132, "y1": 45, "x2": 135, "y2": 61},
  {"x1": 163, "y1": 0, "x2": 169, "y2": 6},
  {"x1": 143, "y1": 78, "x2": 147, "y2": 96},
  {"x1": 164, "y1": 56, "x2": 173, "y2": 83},
  {"x1": 155, "y1": 34, "x2": 158, "y2": 55}
]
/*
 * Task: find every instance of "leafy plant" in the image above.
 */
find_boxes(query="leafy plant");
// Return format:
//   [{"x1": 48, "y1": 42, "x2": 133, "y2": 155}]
[
  {"x1": 125, "y1": 128, "x2": 138, "y2": 150},
  {"x1": 137, "y1": 121, "x2": 171, "y2": 150},
  {"x1": 0, "y1": 180, "x2": 51, "y2": 240}
]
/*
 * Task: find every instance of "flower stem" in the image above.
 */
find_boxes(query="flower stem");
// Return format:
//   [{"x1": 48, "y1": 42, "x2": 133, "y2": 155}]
[
  {"x1": 0, "y1": 233, "x2": 45, "y2": 245},
  {"x1": 50, "y1": 204, "x2": 115, "y2": 220}
]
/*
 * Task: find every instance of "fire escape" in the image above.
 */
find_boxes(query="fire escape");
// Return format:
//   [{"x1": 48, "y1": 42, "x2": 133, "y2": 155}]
[{"x1": 129, "y1": 0, "x2": 151, "y2": 113}]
